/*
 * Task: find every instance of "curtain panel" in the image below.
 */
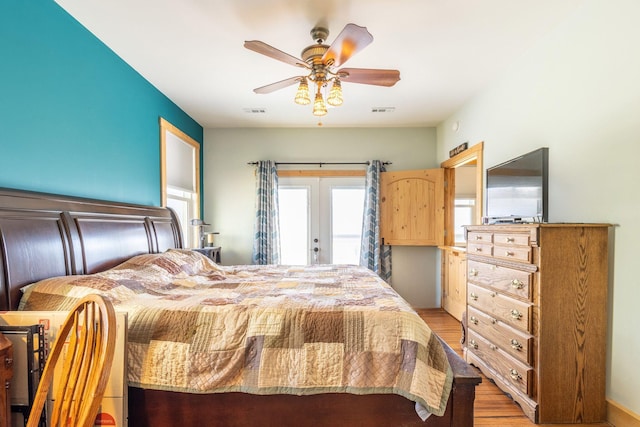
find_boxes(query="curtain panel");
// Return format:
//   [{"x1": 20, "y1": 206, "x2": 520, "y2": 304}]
[
  {"x1": 360, "y1": 160, "x2": 392, "y2": 282},
  {"x1": 252, "y1": 161, "x2": 281, "y2": 264}
]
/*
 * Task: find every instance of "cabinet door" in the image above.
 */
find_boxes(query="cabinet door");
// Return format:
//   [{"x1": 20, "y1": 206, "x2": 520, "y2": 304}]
[
  {"x1": 380, "y1": 168, "x2": 444, "y2": 246},
  {"x1": 443, "y1": 250, "x2": 466, "y2": 321}
]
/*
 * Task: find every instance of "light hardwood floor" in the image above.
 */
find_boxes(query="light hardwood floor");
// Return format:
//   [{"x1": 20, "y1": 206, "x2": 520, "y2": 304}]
[{"x1": 416, "y1": 309, "x2": 613, "y2": 427}]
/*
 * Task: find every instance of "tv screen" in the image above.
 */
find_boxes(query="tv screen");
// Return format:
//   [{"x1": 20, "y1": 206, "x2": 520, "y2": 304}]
[{"x1": 485, "y1": 147, "x2": 548, "y2": 223}]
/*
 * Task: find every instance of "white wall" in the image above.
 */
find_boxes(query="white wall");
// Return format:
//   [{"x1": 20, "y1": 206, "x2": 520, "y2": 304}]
[
  {"x1": 203, "y1": 127, "x2": 443, "y2": 308},
  {"x1": 437, "y1": 0, "x2": 640, "y2": 413}
]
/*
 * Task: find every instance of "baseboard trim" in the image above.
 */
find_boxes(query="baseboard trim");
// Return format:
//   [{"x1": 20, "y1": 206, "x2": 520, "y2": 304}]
[{"x1": 608, "y1": 399, "x2": 640, "y2": 427}]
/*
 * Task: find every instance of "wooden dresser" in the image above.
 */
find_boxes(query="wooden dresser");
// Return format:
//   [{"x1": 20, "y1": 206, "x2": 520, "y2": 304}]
[
  {"x1": 0, "y1": 332, "x2": 12, "y2": 427},
  {"x1": 464, "y1": 223, "x2": 610, "y2": 424}
]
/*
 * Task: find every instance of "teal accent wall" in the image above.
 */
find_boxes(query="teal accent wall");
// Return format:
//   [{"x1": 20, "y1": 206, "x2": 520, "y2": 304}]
[{"x1": 0, "y1": 0, "x2": 203, "y2": 206}]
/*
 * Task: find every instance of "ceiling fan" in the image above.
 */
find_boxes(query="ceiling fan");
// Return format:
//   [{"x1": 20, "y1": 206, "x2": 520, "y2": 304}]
[{"x1": 244, "y1": 23, "x2": 400, "y2": 117}]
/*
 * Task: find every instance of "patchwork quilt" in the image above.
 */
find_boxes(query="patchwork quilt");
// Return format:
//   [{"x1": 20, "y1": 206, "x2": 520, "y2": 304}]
[{"x1": 19, "y1": 249, "x2": 453, "y2": 416}]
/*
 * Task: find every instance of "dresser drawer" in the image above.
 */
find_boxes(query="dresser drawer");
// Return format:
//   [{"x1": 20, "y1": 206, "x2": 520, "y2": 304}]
[
  {"x1": 493, "y1": 232, "x2": 531, "y2": 247},
  {"x1": 467, "y1": 283, "x2": 532, "y2": 333},
  {"x1": 467, "y1": 231, "x2": 493, "y2": 244},
  {"x1": 467, "y1": 260, "x2": 533, "y2": 301},
  {"x1": 492, "y1": 244, "x2": 532, "y2": 263},
  {"x1": 467, "y1": 242, "x2": 493, "y2": 256},
  {"x1": 467, "y1": 330, "x2": 533, "y2": 396},
  {"x1": 467, "y1": 306, "x2": 533, "y2": 364}
]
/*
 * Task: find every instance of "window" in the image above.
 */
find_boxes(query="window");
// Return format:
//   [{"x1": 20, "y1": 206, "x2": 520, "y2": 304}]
[
  {"x1": 160, "y1": 118, "x2": 200, "y2": 248},
  {"x1": 278, "y1": 177, "x2": 365, "y2": 265},
  {"x1": 454, "y1": 198, "x2": 476, "y2": 245}
]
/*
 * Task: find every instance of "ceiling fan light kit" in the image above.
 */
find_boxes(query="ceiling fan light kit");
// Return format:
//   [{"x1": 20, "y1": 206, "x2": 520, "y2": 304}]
[
  {"x1": 327, "y1": 79, "x2": 343, "y2": 107},
  {"x1": 313, "y1": 89, "x2": 328, "y2": 116},
  {"x1": 244, "y1": 23, "x2": 400, "y2": 118},
  {"x1": 294, "y1": 77, "x2": 311, "y2": 105}
]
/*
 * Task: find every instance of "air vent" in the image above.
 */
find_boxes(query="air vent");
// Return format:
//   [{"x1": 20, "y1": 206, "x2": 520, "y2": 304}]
[
  {"x1": 371, "y1": 107, "x2": 395, "y2": 113},
  {"x1": 243, "y1": 108, "x2": 267, "y2": 114}
]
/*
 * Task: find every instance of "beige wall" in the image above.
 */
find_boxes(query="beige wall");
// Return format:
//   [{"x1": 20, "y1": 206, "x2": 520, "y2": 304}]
[
  {"x1": 203, "y1": 127, "x2": 443, "y2": 307},
  {"x1": 437, "y1": 0, "x2": 640, "y2": 413}
]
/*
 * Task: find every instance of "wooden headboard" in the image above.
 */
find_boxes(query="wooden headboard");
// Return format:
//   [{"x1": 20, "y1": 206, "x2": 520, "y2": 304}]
[{"x1": 0, "y1": 188, "x2": 183, "y2": 310}]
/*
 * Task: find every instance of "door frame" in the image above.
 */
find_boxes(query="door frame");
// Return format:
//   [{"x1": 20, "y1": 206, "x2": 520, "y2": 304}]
[{"x1": 440, "y1": 141, "x2": 484, "y2": 247}]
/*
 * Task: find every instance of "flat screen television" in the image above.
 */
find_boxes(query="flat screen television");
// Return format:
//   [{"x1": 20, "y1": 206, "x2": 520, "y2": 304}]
[{"x1": 485, "y1": 147, "x2": 548, "y2": 223}]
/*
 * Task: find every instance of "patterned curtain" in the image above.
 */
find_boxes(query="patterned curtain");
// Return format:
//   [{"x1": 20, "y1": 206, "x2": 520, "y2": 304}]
[
  {"x1": 359, "y1": 160, "x2": 392, "y2": 282},
  {"x1": 252, "y1": 161, "x2": 281, "y2": 264}
]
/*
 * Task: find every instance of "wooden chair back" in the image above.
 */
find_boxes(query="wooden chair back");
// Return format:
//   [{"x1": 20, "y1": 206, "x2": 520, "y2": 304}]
[{"x1": 26, "y1": 294, "x2": 117, "y2": 427}]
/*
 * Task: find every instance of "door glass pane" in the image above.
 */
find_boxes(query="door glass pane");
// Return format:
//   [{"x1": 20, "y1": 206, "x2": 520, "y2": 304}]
[
  {"x1": 331, "y1": 188, "x2": 364, "y2": 264},
  {"x1": 279, "y1": 187, "x2": 309, "y2": 265}
]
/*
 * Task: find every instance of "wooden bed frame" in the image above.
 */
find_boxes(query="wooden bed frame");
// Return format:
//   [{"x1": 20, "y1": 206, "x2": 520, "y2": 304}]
[{"x1": 0, "y1": 187, "x2": 481, "y2": 427}]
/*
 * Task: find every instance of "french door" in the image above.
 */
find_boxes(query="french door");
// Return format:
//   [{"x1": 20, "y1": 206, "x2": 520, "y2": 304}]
[{"x1": 278, "y1": 177, "x2": 365, "y2": 265}]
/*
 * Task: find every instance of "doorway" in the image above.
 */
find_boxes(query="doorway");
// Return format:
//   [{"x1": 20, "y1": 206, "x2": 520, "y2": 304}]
[
  {"x1": 278, "y1": 176, "x2": 365, "y2": 265},
  {"x1": 441, "y1": 142, "x2": 484, "y2": 247}
]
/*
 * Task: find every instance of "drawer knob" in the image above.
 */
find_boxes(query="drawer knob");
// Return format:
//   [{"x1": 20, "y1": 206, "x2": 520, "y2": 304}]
[
  {"x1": 505, "y1": 251, "x2": 514, "y2": 257},
  {"x1": 490, "y1": 317, "x2": 497, "y2": 324},
  {"x1": 510, "y1": 339, "x2": 523, "y2": 351},
  {"x1": 470, "y1": 292, "x2": 478, "y2": 301},
  {"x1": 505, "y1": 237, "x2": 515, "y2": 242},
  {"x1": 469, "y1": 340, "x2": 478, "y2": 350},
  {"x1": 509, "y1": 369, "x2": 522, "y2": 381},
  {"x1": 475, "y1": 235, "x2": 482, "y2": 240},
  {"x1": 469, "y1": 268, "x2": 478, "y2": 276},
  {"x1": 490, "y1": 344, "x2": 498, "y2": 351},
  {"x1": 490, "y1": 291, "x2": 497, "y2": 298},
  {"x1": 475, "y1": 247, "x2": 483, "y2": 252},
  {"x1": 470, "y1": 316, "x2": 478, "y2": 325},
  {"x1": 510, "y1": 309, "x2": 523, "y2": 320},
  {"x1": 510, "y1": 279, "x2": 524, "y2": 289}
]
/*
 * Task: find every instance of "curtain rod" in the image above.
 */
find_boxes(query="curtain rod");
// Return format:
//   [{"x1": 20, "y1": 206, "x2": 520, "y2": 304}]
[{"x1": 247, "y1": 161, "x2": 392, "y2": 167}]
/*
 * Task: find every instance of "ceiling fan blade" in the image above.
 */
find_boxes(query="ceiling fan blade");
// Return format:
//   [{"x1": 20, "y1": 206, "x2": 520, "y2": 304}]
[
  {"x1": 253, "y1": 76, "x2": 303, "y2": 94},
  {"x1": 244, "y1": 40, "x2": 308, "y2": 68},
  {"x1": 337, "y1": 68, "x2": 401, "y2": 87},
  {"x1": 322, "y1": 23, "x2": 373, "y2": 68}
]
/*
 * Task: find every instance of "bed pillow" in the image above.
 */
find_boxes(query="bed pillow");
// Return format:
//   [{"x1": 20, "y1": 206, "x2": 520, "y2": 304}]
[{"x1": 112, "y1": 249, "x2": 225, "y2": 276}]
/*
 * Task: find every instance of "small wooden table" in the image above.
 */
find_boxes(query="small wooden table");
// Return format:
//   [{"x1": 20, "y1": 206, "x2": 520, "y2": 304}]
[{"x1": 0, "y1": 332, "x2": 13, "y2": 427}]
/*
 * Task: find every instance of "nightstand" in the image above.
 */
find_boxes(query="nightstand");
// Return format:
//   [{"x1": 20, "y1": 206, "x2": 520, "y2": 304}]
[
  {"x1": 193, "y1": 246, "x2": 221, "y2": 263},
  {"x1": 0, "y1": 332, "x2": 12, "y2": 427}
]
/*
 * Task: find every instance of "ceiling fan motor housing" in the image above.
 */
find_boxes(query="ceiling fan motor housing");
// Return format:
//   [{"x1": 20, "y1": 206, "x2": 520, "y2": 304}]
[{"x1": 301, "y1": 43, "x2": 331, "y2": 83}]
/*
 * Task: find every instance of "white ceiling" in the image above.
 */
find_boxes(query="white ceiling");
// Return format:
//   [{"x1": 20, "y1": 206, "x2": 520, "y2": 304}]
[{"x1": 55, "y1": 0, "x2": 584, "y2": 129}]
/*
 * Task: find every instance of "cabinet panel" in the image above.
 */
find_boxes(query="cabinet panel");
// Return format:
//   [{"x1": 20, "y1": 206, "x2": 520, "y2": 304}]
[
  {"x1": 442, "y1": 249, "x2": 466, "y2": 321},
  {"x1": 380, "y1": 169, "x2": 444, "y2": 246}
]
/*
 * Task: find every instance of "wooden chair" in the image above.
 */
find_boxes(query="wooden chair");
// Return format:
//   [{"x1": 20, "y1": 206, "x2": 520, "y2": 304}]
[{"x1": 26, "y1": 294, "x2": 117, "y2": 427}]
